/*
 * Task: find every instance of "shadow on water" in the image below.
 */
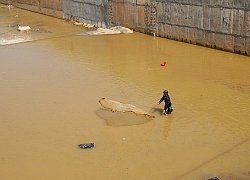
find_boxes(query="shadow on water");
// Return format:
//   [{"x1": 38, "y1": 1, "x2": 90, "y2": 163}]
[
  {"x1": 150, "y1": 107, "x2": 168, "y2": 116},
  {"x1": 96, "y1": 108, "x2": 152, "y2": 126}
]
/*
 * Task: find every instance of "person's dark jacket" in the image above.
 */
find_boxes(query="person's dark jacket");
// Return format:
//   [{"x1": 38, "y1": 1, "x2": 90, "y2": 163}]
[{"x1": 159, "y1": 95, "x2": 171, "y2": 107}]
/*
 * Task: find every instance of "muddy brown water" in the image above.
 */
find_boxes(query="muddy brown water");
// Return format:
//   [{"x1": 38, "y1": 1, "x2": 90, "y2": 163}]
[{"x1": 1, "y1": 5, "x2": 250, "y2": 180}]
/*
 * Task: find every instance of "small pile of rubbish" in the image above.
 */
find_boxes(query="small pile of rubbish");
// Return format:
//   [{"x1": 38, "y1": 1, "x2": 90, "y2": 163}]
[
  {"x1": 84, "y1": 27, "x2": 121, "y2": 35},
  {"x1": 77, "y1": 26, "x2": 133, "y2": 35},
  {"x1": 110, "y1": 26, "x2": 133, "y2": 34},
  {"x1": 73, "y1": 22, "x2": 96, "y2": 30}
]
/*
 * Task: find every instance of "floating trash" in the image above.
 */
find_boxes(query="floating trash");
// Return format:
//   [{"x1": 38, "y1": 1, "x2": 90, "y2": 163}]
[
  {"x1": 17, "y1": 25, "x2": 31, "y2": 31},
  {"x1": 160, "y1": 62, "x2": 166, "y2": 66},
  {"x1": 78, "y1": 143, "x2": 94, "y2": 149}
]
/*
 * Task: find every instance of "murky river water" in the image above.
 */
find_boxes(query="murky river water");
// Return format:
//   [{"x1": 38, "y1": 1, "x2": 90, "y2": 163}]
[{"x1": 1, "y1": 5, "x2": 250, "y2": 180}]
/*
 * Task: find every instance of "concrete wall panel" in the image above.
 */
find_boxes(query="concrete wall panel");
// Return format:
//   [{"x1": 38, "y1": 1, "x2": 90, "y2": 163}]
[
  {"x1": 170, "y1": 3, "x2": 180, "y2": 25},
  {"x1": 233, "y1": 0, "x2": 247, "y2": 9},
  {"x1": 204, "y1": 31, "x2": 214, "y2": 47},
  {"x1": 192, "y1": 0, "x2": 203, "y2": 6},
  {"x1": 179, "y1": 26, "x2": 188, "y2": 42},
  {"x1": 247, "y1": 11, "x2": 250, "y2": 36},
  {"x1": 215, "y1": 7, "x2": 222, "y2": 32},
  {"x1": 214, "y1": 33, "x2": 225, "y2": 49},
  {"x1": 40, "y1": 0, "x2": 62, "y2": 11},
  {"x1": 232, "y1": 9, "x2": 244, "y2": 35},
  {"x1": 189, "y1": 5, "x2": 197, "y2": 28},
  {"x1": 224, "y1": 35, "x2": 234, "y2": 52},
  {"x1": 187, "y1": 28, "x2": 195, "y2": 44},
  {"x1": 164, "y1": 24, "x2": 171, "y2": 38},
  {"x1": 136, "y1": 0, "x2": 149, "y2": 5},
  {"x1": 1, "y1": 0, "x2": 249, "y2": 55},
  {"x1": 136, "y1": 5, "x2": 145, "y2": 28},
  {"x1": 202, "y1": 4, "x2": 210, "y2": 30},
  {"x1": 246, "y1": 36, "x2": 250, "y2": 55},
  {"x1": 156, "y1": 1, "x2": 164, "y2": 23},
  {"x1": 195, "y1": 28, "x2": 205, "y2": 45},
  {"x1": 124, "y1": 3, "x2": 137, "y2": 27},
  {"x1": 234, "y1": 36, "x2": 246, "y2": 54},
  {"x1": 210, "y1": 0, "x2": 221, "y2": 7},
  {"x1": 178, "y1": 4, "x2": 185, "y2": 26},
  {"x1": 196, "y1": 5, "x2": 203, "y2": 29},
  {"x1": 113, "y1": 3, "x2": 125, "y2": 25},
  {"x1": 209, "y1": 7, "x2": 217, "y2": 32},
  {"x1": 246, "y1": 1, "x2": 250, "y2": 9},
  {"x1": 164, "y1": 2, "x2": 171, "y2": 24},
  {"x1": 221, "y1": 8, "x2": 233, "y2": 34},
  {"x1": 221, "y1": 0, "x2": 233, "y2": 8},
  {"x1": 171, "y1": 25, "x2": 180, "y2": 40},
  {"x1": 157, "y1": 23, "x2": 164, "y2": 37}
]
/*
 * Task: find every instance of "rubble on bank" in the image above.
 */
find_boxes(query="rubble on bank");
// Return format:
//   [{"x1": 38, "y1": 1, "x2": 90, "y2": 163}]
[
  {"x1": 110, "y1": 26, "x2": 133, "y2": 34},
  {"x1": 73, "y1": 21, "x2": 96, "y2": 30},
  {"x1": 72, "y1": 20, "x2": 133, "y2": 35},
  {"x1": 81, "y1": 27, "x2": 121, "y2": 35},
  {"x1": 76, "y1": 25, "x2": 133, "y2": 35}
]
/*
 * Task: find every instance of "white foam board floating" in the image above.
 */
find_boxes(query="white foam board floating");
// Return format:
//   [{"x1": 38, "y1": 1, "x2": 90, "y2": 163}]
[{"x1": 17, "y1": 25, "x2": 31, "y2": 31}]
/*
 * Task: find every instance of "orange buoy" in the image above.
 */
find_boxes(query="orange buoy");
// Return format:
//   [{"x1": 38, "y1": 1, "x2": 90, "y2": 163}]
[{"x1": 160, "y1": 62, "x2": 166, "y2": 66}]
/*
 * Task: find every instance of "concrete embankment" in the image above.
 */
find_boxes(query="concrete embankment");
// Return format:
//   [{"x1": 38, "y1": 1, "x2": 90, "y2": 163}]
[
  {"x1": 1, "y1": 0, "x2": 249, "y2": 56},
  {"x1": 0, "y1": 0, "x2": 63, "y2": 18}
]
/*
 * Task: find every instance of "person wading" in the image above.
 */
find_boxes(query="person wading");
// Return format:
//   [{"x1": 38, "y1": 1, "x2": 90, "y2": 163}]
[{"x1": 156, "y1": 90, "x2": 173, "y2": 115}]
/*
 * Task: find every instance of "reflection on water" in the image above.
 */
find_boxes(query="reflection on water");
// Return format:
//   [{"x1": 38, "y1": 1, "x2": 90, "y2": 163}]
[
  {"x1": 96, "y1": 109, "x2": 151, "y2": 126},
  {"x1": 1, "y1": 4, "x2": 250, "y2": 180}
]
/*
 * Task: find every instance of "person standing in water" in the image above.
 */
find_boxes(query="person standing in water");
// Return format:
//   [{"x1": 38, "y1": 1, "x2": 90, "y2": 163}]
[{"x1": 156, "y1": 90, "x2": 173, "y2": 115}]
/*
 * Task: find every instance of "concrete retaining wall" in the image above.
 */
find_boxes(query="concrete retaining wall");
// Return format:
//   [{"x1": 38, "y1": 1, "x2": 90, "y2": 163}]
[
  {"x1": 154, "y1": 0, "x2": 250, "y2": 55},
  {"x1": 0, "y1": 0, "x2": 63, "y2": 18},
  {"x1": 1, "y1": 0, "x2": 249, "y2": 55},
  {"x1": 61, "y1": 0, "x2": 108, "y2": 27},
  {"x1": 108, "y1": 0, "x2": 250, "y2": 55}
]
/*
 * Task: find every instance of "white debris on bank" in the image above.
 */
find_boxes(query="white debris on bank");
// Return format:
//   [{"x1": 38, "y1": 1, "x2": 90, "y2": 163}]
[
  {"x1": 0, "y1": 5, "x2": 13, "y2": 9},
  {"x1": 84, "y1": 27, "x2": 121, "y2": 35},
  {"x1": 77, "y1": 26, "x2": 133, "y2": 35},
  {"x1": 73, "y1": 22, "x2": 83, "y2": 26},
  {"x1": 72, "y1": 20, "x2": 133, "y2": 35},
  {"x1": 110, "y1": 26, "x2": 133, "y2": 34},
  {"x1": 17, "y1": 25, "x2": 31, "y2": 31},
  {"x1": 73, "y1": 22, "x2": 96, "y2": 29}
]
